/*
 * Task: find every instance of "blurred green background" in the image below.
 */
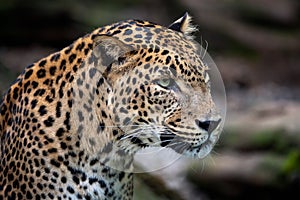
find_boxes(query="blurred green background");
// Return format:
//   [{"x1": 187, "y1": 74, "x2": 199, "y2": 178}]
[{"x1": 0, "y1": 0, "x2": 300, "y2": 199}]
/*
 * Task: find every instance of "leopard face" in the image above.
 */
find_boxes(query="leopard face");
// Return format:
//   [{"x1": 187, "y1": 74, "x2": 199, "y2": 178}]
[
  {"x1": 71, "y1": 14, "x2": 223, "y2": 161},
  {"x1": 110, "y1": 49, "x2": 222, "y2": 159}
]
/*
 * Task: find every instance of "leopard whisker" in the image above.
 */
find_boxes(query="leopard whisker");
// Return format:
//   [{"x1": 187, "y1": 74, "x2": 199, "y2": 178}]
[{"x1": 202, "y1": 40, "x2": 208, "y2": 59}]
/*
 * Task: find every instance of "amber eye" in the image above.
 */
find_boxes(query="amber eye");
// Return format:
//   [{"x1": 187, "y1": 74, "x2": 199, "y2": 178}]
[{"x1": 156, "y1": 78, "x2": 175, "y2": 89}]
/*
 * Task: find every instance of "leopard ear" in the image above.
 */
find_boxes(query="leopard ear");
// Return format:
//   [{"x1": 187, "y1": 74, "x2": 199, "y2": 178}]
[
  {"x1": 168, "y1": 12, "x2": 197, "y2": 39},
  {"x1": 92, "y1": 35, "x2": 134, "y2": 75}
]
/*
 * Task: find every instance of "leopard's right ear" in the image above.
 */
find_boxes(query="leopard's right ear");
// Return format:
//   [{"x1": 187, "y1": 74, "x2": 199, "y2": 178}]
[{"x1": 91, "y1": 35, "x2": 134, "y2": 75}]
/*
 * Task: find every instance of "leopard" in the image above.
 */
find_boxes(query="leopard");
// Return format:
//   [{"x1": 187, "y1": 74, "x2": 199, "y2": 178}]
[{"x1": 0, "y1": 13, "x2": 223, "y2": 199}]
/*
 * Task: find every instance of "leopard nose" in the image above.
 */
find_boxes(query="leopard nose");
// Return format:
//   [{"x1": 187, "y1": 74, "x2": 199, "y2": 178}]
[{"x1": 195, "y1": 119, "x2": 221, "y2": 133}]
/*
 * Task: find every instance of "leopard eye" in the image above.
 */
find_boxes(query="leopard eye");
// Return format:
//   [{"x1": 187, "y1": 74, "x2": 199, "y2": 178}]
[{"x1": 156, "y1": 78, "x2": 175, "y2": 89}]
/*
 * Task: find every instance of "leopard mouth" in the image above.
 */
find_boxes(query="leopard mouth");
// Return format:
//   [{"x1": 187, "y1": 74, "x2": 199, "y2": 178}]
[
  {"x1": 160, "y1": 132, "x2": 176, "y2": 147},
  {"x1": 160, "y1": 132, "x2": 208, "y2": 155}
]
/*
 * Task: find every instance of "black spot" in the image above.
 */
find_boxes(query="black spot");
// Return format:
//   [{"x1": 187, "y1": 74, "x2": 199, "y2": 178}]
[
  {"x1": 67, "y1": 186, "x2": 75, "y2": 194},
  {"x1": 59, "y1": 81, "x2": 66, "y2": 98},
  {"x1": 78, "y1": 111, "x2": 84, "y2": 122},
  {"x1": 61, "y1": 177, "x2": 67, "y2": 183},
  {"x1": 59, "y1": 59, "x2": 66, "y2": 70},
  {"x1": 113, "y1": 130, "x2": 118, "y2": 136},
  {"x1": 101, "y1": 110, "x2": 107, "y2": 118},
  {"x1": 37, "y1": 183, "x2": 44, "y2": 190},
  {"x1": 33, "y1": 88, "x2": 46, "y2": 96},
  {"x1": 119, "y1": 24, "x2": 130, "y2": 29},
  {"x1": 50, "y1": 53, "x2": 60, "y2": 62},
  {"x1": 73, "y1": 176, "x2": 80, "y2": 185},
  {"x1": 39, "y1": 59, "x2": 47, "y2": 67},
  {"x1": 39, "y1": 130, "x2": 46, "y2": 135},
  {"x1": 99, "y1": 180, "x2": 106, "y2": 188},
  {"x1": 38, "y1": 105, "x2": 47, "y2": 116},
  {"x1": 49, "y1": 66, "x2": 57, "y2": 76},
  {"x1": 69, "y1": 54, "x2": 76, "y2": 64},
  {"x1": 134, "y1": 39, "x2": 143, "y2": 43},
  {"x1": 77, "y1": 125, "x2": 83, "y2": 135},
  {"x1": 112, "y1": 29, "x2": 121, "y2": 35},
  {"x1": 89, "y1": 68, "x2": 97, "y2": 79},
  {"x1": 90, "y1": 159, "x2": 98, "y2": 166},
  {"x1": 44, "y1": 116, "x2": 55, "y2": 127},
  {"x1": 26, "y1": 191, "x2": 33, "y2": 199},
  {"x1": 0, "y1": 104, "x2": 7, "y2": 116},
  {"x1": 60, "y1": 142, "x2": 67, "y2": 149},
  {"x1": 153, "y1": 91, "x2": 160, "y2": 96},
  {"x1": 64, "y1": 112, "x2": 71, "y2": 130},
  {"x1": 76, "y1": 78, "x2": 83, "y2": 86},
  {"x1": 132, "y1": 77, "x2": 137, "y2": 84},
  {"x1": 120, "y1": 107, "x2": 128, "y2": 114},
  {"x1": 123, "y1": 117, "x2": 131, "y2": 125},
  {"x1": 43, "y1": 78, "x2": 53, "y2": 86},
  {"x1": 8, "y1": 173, "x2": 14, "y2": 181},
  {"x1": 50, "y1": 159, "x2": 61, "y2": 168},
  {"x1": 68, "y1": 100, "x2": 72, "y2": 108},
  {"x1": 48, "y1": 148, "x2": 57, "y2": 153},
  {"x1": 124, "y1": 29, "x2": 133, "y2": 35},
  {"x1": 32, "y1": 149, "x2": 39, "y2": 156},
  {"x1": 89, "y1": 178, "x2": 98, "y2": 184},
  {"x1": 56, "y1": 101, "x2": 62, "y2": 118},
  {"x1": 64, "y1": 46, "x2": 72, "y2": 54},
  {"x1": 134, "y1": 34, "x2": 142, "y2": 38},
  {"x1": 139, "y1": 85, "x2": 146, "y2": 93},
  {"x1": 124, "y1": 38, "x2": 133, "y2": 42},
  {"x1": 161, "y1": 50, "x2": 169, "y2": 55},
  {"x1": 49, "y1": 184, "x2": 55, "y2": 190},
  {"x1": 45, "y1": 95, "x2": 54, "y2": 103},
  {"x1": 166, "y1": 56, "x2": 171, "y2": 64},
  {"x1": 12, "y1": 87, "x2": 19, "y2": 100},
  {"x1": 31, "y1": 99, "x2": 38, "y2": 109},
  {"x1": 76, "y1": 42, "x2": 85, "y2": 51},
  {"x1": 98, "y1": 77, "x2": 104, "y2": 86},
  {"x1": 84, "y1": 47, "x2": 90, "y2": 55},
  {"x1": 154, "y1": 47, "x2": 160, "y2": 53},
  {"x1": 119, "y1": 172, "x2": 125, "y2": 181},
  {"x1": 36, "y1": 69, "x2": 46, "y2": 78},
  {"x1": 83, "y1": 103, "x2": 92, "y2": 112},
  {"x1": 84, "y1": 195, "x2": 91, "y2": 200},
  {"x1": 24, "y1": 69, "x2": 33, "y2": 79},
  {"x1": 170, "y1": 64, "x2": 177, "y2": 76},
  {"x1": 78, "y1": 90, "x2": 83, "y2": 98},
  {"x1": 97, "y1": 122, "x2": 105, "y2": 133},
  {"x1": 48, "y1": 193, "x2": 54, "y2": 199},
  {"x1": 145, "y1": 56, "x2": 152, "y2": 62},
  {"x1": 137, "y1": 118, "x2": 148, "y2": 123}
]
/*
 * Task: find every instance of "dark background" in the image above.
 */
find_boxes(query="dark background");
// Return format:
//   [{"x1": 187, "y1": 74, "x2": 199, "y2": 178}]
[{"x1": 0, "y1": 0, "x2": 300, "y2": 199}]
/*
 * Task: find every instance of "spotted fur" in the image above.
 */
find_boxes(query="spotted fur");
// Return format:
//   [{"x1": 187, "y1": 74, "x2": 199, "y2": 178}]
[{"x1": 0, "y1": 14, "x2": 222, "y2": 199}]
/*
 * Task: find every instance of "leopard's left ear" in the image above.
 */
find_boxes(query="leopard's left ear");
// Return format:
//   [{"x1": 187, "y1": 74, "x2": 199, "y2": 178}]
[{"x1": 168, "y1": 12, "x2": 197, "y2": 39}]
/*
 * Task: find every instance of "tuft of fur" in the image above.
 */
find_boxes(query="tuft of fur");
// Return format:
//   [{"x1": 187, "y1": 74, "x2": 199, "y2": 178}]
[{"x1": 168, "y1": 12, "x2": 198, "y2": 40}]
